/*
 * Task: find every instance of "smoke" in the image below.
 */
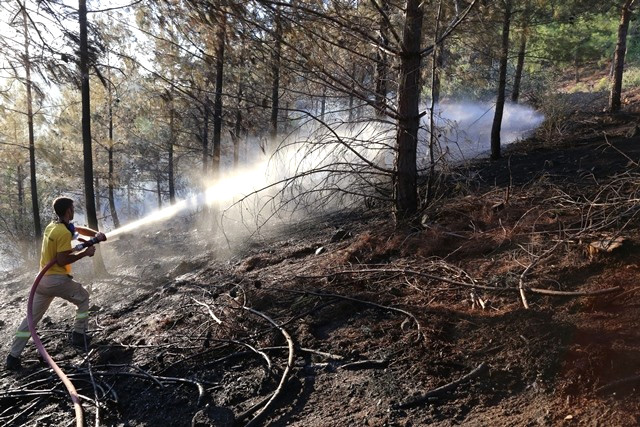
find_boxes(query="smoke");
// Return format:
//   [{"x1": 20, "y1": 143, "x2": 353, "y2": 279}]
[
  {"x1": 422, "y1": 101, "x2": 545, "y2": 162},
  {"x1": 100, "y1": 101, "x2": 543, "y2": 241}
]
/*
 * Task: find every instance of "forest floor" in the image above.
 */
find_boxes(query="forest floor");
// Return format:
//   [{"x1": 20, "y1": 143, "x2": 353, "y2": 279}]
[{"x1": 2, "y1": 88, "x2": 640, "y2": 426}]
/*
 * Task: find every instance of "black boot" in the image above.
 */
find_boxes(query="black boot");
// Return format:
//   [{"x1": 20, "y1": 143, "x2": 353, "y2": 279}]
[
  {"x1": 71, "y1": 332, "x2": 92, "y2": 348},
  {"x1": 6, "y1": 354, "x2": 21, "y2": 371}
]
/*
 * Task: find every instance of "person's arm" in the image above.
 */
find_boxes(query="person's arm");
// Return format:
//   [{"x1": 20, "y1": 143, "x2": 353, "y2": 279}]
[
  {"x1": 55, "y1": 246, "x2": 96, "y2": 267},
  {"x1": 75, "y1": 226, "x2": 106, "y2": 241}
]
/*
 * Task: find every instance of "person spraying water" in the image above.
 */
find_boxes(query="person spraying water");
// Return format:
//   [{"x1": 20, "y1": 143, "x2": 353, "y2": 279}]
[{"x1": 6, "y1": 196, "x2": 106, "y2": 371}]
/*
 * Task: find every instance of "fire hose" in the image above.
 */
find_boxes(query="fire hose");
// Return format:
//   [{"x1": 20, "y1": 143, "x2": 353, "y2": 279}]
[{"x1": 27, "y1": 234, "x2": 107, "y2": 427}]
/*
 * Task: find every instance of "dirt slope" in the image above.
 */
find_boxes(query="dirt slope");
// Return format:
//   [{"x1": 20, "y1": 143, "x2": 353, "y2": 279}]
[{"x1": 2, "y1": 108, "x2": 640, "y2": 426}]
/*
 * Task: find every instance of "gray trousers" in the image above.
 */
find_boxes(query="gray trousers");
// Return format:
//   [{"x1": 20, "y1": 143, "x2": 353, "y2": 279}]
[{"x1": 9, "y1": 274, "x2": 90, "y2": 358}]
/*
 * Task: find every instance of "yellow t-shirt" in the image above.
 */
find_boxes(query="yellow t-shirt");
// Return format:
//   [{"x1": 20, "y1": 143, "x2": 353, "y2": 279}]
[{"x1": 40, "y1": 222, "x2": 73, "y2": 275}]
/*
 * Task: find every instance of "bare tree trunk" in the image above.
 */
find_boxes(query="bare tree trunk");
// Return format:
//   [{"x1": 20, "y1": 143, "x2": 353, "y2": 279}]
[
  {"x1": 490, "y1": 0, "x2": 512, "y2": 161},
  {"x1": 212, "y1": 9, "x2": 226, "y2": 178},
  {"x1": 374, "y1": 0, "x2": 390, "y2": 117},
  {"x1": 127, "y1": 185, "x2": 132, "y2": 218},
  {"x1": 202, "y1": 97, "x2": 210, "y2": 174},
  {"x1": 95, "y1": 168, "x2": 100, "y2": 214},
  {"x1": 427, "y1": 1, "x2": 442, "y2": 205},
  {"x1": 156, "y1": 168, "x2": 162, "y2": 209},
  {"x1": 512, "y1": 31, "x2": 526, "y2": 103},
  {"x1": 432, "y1": 42, "x2": 444, "y2": 105},
  {"x1": 610, "y1": 0, "x2": 637, "y2": 112},
  {"x1": 233, "y1": 83, "x2": 243, "y2": 168},
  {"x1": 17, "y1": 164, "x2": 25, "y2": 233},
  {"x1": 79, "y1": 0, "x2": 100, "y2": 232},
  {"x1": 348, "y1": 62, "x2": 356, "y2": 122},
  {"x1": 394, "y1": 0, "x2": 424, "y2": 220},
  {"x1": 270, "y1": 7, "x2": 282, "y2": 142},
  {"x1": 107, "y1": 83, "x2": 120, "y2": 228},
  {"x1": 107, "y1": 147, "x2": 119, "y2": 228},
  {"x1": 22, "y1": 6, "x2": 41, "y2": 239},
  {"x1": 320, "y1": 86, "x2": 327, "y2": 121},
  {"x1": 168, "y1": 105, "x2": 176, "y2": 204}
]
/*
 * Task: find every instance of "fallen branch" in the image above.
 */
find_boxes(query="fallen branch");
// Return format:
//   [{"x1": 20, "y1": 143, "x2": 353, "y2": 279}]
[
  {"x1": 529, "y1": 286, "x2": 621, "y2": 296},
  {"x1": 297, "y1": 269, "x2": 621, "y2": 299},
  {"x1": 191, "y1": 298, "x2": 222, "y2": 324},
  {"x1": 241, "y1": 305, "x2": 296, "y2": 427},
  {"x1": 396, "y1": 362, "x2": 488, "y2": 409},
  {"x1": 271, "y1": 287, "x2": 423, "y2": 341}
]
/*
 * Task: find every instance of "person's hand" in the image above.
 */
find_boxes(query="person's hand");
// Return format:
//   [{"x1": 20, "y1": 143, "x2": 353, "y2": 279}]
[
  {"x1": 85, "y1": 246, "x2": 96, "y2": 257},
  {"x1": 95, "y1": 232, "x2": 106, "y2": 242}
]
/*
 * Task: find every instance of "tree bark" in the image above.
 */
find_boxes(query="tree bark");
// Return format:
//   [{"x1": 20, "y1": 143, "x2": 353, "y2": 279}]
[
  {"x1": 22, "y1": 6, "x2": 41, "y2": 239},
  {"x1": 427, "y1": 1, "x2": 442, "y2": 206},
  {"x1": 202, "y1": 97, "x2": 210, "y2": 174},
  {"x1": 233, "y1": 83, "x2": 243, "y2": 168},
  {"x1": 17, "y1": 164, "x2": 25, "y2": 233},
  {"x1": 490, "y1": 0, "x2": 512, "y2": 161},
  {"x1": 79, "y1": 0, "x2": 99, "y2": 230},
  {"x1": 212, "y1": 9, "x2": 226, "y2": 178},
  {"x1": 348, "y1": 62, "x2": 356, "y2": 122},
  {"x1": 156, "y1": 166, "x2": 162, "y2": 209},
  {"x1": 270, "y1": 7, "x2": 282, "y2": 143},
  {"x1": 374, "y1": 0, "x2": 390, "y2": 118},
  {"x1": 394, "y1": 0, "x2": 424, "y2": 220},
  {"x1": 511, "y1": 31, "x2": 526, "y2": 103},
  {"x1": 432, "y1": 42, "x2": 444, "y2": 105},
  {"x1": 107, "y1": 84, "x2": 120, "y2": 228},
  {"x1": 168, "y1": 104, "x2": 176, "y2": 204},
  {"x1": 610, "y1": 0, "x2": 637, "y2": 112},
  {"x1": 320, "y1": 86, "x2": 327, "y2": 121}
]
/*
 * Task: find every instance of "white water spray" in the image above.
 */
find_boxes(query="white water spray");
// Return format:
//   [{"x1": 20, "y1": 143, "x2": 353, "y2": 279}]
[{"x1": 104, "y1": 161, "x2": 269, "y2": 239}]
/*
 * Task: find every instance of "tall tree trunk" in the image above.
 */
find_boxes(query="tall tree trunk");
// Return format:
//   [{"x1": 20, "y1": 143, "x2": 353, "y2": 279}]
[
  {"x1": 107, "y1": 147, "x2": 119, "y2": 228},
  {"x1": 233, "y1": 83, "x2": 243, "y2": 168},
  {"x1": 17, "y1": 164, "x2": 25, "y2": 233},
  {"x1": 511, "y1": 30, "x2": 527, "y2": 103},
  {"x1": 95, "y1": 170, "x2": 100, "y2": 214},
  {"x1": 156, "y1": 167, "x2": 162, "y2": 209},
  {"x1": 107, "y1": 85, "x2": 120, "y2": 228},
  {"x1": 610, "y1": 0, "x2": 637, "y2": 112},
  {"x1": 394, "y1": 0, "x2": 424, "y2": 220},
  {"x1": 22, "y1": 6, "x2": 41, "y2": 239},
  {"x1": 427, "y1": 1, "x2": 442, "y2": 205},
  {"x1": 202, "y1": 97, "x2": 210, "y2": 174},
  {"x1": 270, "y1": 7, "x2": 282, "y2": 143},
  {"x1": 80, "y1": 1, "x2": 106, "y2": 274},
  {"x1": 79, "y1": 0, "x2": 99, "y2": 230},
  {"x1": 212, "y1": 10, "x2": 226, "y2": 178},
  {"x1": 432, "y1": 41, "x2": 444, "y2": 105},
  {"x1": 320, "y1": 87, "x2": 327, "y2": 121},
  {"x1": 348, "y1": 63, "x2": 356, "y2": 122},
  {"x1": 168, "y1": 105, "x2": 176, "y2": 204},
  {"x1": 374, "y1": 0, "x2": 390, "y2": 117},
  {"x1": 490, "y1": 0, "x2": 512, "y2": 161}
]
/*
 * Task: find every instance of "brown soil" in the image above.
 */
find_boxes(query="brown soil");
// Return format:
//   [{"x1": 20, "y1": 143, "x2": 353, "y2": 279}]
[{"x1": 2, "y1": 100, "x2": 640, "y2": 426}]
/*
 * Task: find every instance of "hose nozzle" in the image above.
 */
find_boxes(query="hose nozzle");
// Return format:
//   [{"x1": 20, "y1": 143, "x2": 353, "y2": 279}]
[{"x1": 73, "y1": 233, "x2": 107, "y2": 252}]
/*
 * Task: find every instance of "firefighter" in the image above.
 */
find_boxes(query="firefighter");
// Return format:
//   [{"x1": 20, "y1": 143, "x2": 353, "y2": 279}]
[{"x1": 6, "y1": 197, "x2": 105, "y2": 370}]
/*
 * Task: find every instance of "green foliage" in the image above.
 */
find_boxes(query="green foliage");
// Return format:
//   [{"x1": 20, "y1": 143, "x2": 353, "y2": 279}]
[{"x1": 530, "y1": 12, "x2": 617, "y2": 70}]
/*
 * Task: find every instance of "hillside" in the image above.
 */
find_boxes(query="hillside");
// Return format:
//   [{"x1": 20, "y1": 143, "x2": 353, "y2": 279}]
[{"x1": 2, "y1": 97, "x2": 640, "y2": 426}]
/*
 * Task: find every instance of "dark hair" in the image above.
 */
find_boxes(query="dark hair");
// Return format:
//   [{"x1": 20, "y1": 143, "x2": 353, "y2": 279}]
[{"x1": 52, "y1": 197, "x2": 74, "y2": 218}]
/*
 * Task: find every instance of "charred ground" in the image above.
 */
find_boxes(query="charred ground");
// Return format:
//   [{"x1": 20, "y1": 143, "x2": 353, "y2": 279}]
[{"x1": 2, "y1": 100, "x2": 640, "y2": 425}]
